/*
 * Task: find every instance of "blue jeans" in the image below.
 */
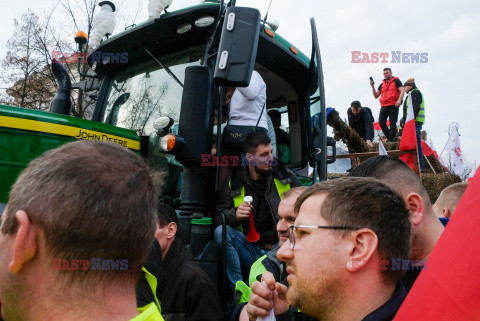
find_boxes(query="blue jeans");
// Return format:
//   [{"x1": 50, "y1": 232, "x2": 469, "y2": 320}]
[
  {"x1": 214, "y1": 225, "x2": 267, "y2": 292},
  {"x1": 416, "y1": 122, "x2": 423, "y2": 170}
]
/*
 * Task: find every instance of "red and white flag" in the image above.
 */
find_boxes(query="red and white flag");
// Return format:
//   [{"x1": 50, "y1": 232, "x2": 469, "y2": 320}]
[
  {"x1": 442, "y1": 126, "x2": 463, "y2": 175},
  {"x1": 399, "y1": 92, "x2": 417, "y2": 170}
]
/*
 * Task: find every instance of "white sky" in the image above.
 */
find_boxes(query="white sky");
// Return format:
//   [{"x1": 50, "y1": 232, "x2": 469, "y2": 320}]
[{"x1": 1, "y1": 0, "x2": 479, "y2": 172}]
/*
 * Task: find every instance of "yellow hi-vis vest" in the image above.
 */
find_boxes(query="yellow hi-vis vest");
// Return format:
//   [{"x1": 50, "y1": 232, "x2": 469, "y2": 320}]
[
  {"x1": 229, "y1": 178, "x2": 290, "y2": 208},
  {"x1": 229, "y1": 178, "x2": 290, "y2": 232},
  {"x1": 406, "y1": 88, "x2": 425, "y2": 123}
]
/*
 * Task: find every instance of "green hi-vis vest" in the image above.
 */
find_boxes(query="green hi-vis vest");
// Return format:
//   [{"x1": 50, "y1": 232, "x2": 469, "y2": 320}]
[
  {"x1": 135, "y1": 302, "x2": 165, "y2": 321},
  {"x1": 229, "y1": 178, "x2": 290, "y2": 232},
  {"x1": 141, "y1": 267, "x2": 162, "y2": 314},
  {"x1": 406, "y1": 88, "x2": 425, "y2": 123},
  {"x1": 235, "y1": 254, "x2": 269, "y2": 303}
]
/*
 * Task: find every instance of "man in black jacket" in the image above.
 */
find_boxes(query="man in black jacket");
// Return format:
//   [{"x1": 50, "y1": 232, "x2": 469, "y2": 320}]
[
  {"x1": 347, "y1": 100, "x2": 374, "y2": 148},
  {"x1": 137, "y1": 203, "x2": 223, "y2": 321},
  {"x1": 215, "y1": 131, "x2": 302, "y2": 294}
]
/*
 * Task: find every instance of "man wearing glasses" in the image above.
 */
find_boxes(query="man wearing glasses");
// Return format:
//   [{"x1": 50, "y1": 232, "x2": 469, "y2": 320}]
[
  {"x1": 245, "y1": 177, "x2": 411, "y2": 321},
  {"x1": 232, "y1": 186, "x2": 310, "y2": 321}
]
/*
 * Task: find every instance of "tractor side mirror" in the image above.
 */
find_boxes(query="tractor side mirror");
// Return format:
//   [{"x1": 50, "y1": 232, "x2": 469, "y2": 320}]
[{"x1": 213, "y1": 6, "x2": 260, "y2": 87}]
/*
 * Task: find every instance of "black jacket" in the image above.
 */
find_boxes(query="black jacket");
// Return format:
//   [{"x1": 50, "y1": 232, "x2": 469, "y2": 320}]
[
  {"x1": 216, "y1": 164, "x2": 302, "y2": 245},
  {"x1": 347, "y1": 107, "x2": 374, "y2": 141},
  {"x1": 362, "y1": 283, "x2": 406, "y2": 321},
  {"x1": 137, "y1": 238, "x2": 223, "y2": 321}
]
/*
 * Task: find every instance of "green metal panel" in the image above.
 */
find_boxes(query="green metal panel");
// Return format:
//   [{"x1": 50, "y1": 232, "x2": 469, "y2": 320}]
[{"x1": 0, "y1": 105, "x2": 140, "y2": 203}]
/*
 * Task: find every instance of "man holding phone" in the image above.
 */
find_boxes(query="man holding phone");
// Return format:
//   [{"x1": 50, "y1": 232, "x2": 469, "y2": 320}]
[{"x1": 371, "y1": 68, "x2": 404, "y2": 142}]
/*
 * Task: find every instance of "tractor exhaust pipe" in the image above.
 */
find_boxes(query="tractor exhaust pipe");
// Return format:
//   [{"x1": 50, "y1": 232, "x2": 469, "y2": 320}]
[{"x1": 50, "y1": 59, "x2": 72, "y2": 115}]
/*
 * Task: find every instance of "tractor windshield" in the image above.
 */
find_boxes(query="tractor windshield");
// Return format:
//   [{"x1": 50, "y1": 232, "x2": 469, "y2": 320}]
[
  {"x1": 102, "y1": 45, "x2": 205, "y2": 200},
  {"x1": 103, "y1": 45, "x2": 204, "y2": 136}
]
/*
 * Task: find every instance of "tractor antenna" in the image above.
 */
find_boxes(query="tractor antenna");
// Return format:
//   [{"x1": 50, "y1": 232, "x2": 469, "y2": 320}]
[{"x1": 262, "y1": 0, "x2": 274, "y2": 28}]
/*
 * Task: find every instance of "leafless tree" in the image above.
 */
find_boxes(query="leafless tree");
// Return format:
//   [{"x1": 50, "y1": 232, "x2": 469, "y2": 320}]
[
  {"x1": 2, "y1": 0, "x2": 142, "y2": 116},
  {"x1": 1, "y1": 11, "x2": 55, "y2": 109}
]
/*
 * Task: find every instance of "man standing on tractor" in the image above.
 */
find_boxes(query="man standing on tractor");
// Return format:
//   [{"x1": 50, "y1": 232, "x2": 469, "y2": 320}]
[{"x1": 371, "y1": 68, "x2": 405, "y2": 142}]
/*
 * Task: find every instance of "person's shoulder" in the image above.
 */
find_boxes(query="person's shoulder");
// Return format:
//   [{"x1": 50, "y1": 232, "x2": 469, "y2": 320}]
[
  {"x1": 362, "y1": 106, "x2": 373, "y2": 114},
  {"x1": 393, "y1": 77, "x2": 403, "y2": 87},
  {"x1": 181, "y1": 261, "x2": 220, "y2": 294},
  {"x1": 412, "y1": 88, "x2": 422, "y2": 96},
  {"x1": 251, "y1": 70, "x2": 266, "y2": 85}
]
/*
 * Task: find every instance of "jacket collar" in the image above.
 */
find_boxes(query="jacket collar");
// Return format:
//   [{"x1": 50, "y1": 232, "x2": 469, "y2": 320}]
[
  {"x1": 361, "y1": 283, "x2": 406, "y2": 321},
  {"x1": 144, "y1": 239, "x2": 163, "y2": 279},
  {"x1": 230, "y1": 162, "x2": 292, "y2": 195},
  {"x1": 161, "y1": 237, "x2": 189, "y2": 280}
]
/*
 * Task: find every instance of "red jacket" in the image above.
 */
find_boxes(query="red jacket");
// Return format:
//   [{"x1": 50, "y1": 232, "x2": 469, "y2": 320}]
[{"x1": 380, "y1": 77, "x2": 401, "y2": 107}]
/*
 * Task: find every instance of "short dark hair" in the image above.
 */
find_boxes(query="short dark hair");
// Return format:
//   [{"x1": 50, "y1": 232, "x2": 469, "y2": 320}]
[
  {"x1": 2, "y1": 140, "x2": 162, "y2": 286},
  {"x1": 244, "y1": 131, "x2": 271, "y2": 154},
  {"x1": 348, "y1": 155, "x2": 431, "y2": 207},
  {"x1": 157, "y1": 202, "x2": 179, "y2": 227},
  {"x1": 383, "y1": 68, "x2": 392, "y2": 72},
  {"x1": 351, "y1": 101, "x2": 361, "y2": 108},
  {"x1": 294, "y1": 177, "x2": 411, "y2": 284},
  {"x1": 268, "y1": 109, "x2": 282, "y2": 127}
]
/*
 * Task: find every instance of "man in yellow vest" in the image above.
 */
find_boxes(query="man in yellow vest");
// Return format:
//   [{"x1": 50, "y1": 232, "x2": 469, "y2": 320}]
[
  {"x1": 0, "y1": 141, "x2": 163, "y2": 321},
  {"x1": 402, "y1": 78, "x2": 425, "y2": 170},
  {"x1": 215, "y1": 131, "x2": 302, "y2": 296}
]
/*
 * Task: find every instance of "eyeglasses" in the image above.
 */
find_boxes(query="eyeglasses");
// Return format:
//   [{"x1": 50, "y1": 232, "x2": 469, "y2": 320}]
[{"x1": 288, "y1": 225, "x2": 357, "y2": 250}]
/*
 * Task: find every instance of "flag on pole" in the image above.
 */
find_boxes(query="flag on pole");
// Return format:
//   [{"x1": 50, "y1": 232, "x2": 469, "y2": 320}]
[
  {"x1": 378, "y1": 140, "x2": 388, "y2": 156},
  {"x1": 394, "y1": 169, "x2": 480, "y2": 320},
  {"x1": 442, "y1": 126, "x2": 463, "y2": 175},
  {"x1": 399, "y1": 92, "x2": 417, "y2": 171}
]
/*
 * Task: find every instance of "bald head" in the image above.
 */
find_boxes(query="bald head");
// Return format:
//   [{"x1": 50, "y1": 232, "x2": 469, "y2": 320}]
[
  {"x1": 349, "y1": 156, "x2": 431, "y2": 208},
  {"x1": 433, "y1": 182, "x2": 468, "y2": 218}
]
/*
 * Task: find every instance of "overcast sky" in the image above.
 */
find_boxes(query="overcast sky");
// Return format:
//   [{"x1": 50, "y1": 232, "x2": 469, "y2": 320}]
[{"x1": 1, "y1": 0, "x2": 479, "y2": 174}]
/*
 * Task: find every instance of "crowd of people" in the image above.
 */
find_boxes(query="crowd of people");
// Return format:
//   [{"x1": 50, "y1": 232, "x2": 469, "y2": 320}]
[
  {"x1": 348, "y1": 68, "x2": 426, "y2": 169},
  {"x1": 0, "y1": 69, "x2": 470, "y2": 321},
  {"x1": 0, "y1": 134, "x2": 470, "y2": 321}
]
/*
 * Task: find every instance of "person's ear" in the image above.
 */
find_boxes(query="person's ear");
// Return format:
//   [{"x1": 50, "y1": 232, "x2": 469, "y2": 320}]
[
  {"x1": 405, "y1": 193, "x2": 425, "y2": 226},
  {"x1": 246, "y1": 153, "x2": 253, "y2": 162},
  {"x1": 166, "y1": 222, "x2": 177, "y2": 239},
  {"x1": 10, "y1": 210, "x2": 38, "y2": 273},
  {"x1": 346, "y1": 228, "x2": 378, "y2": 272},
  {"x1": 442, "y1": 208, "x2": 451, "y2": 219}
]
